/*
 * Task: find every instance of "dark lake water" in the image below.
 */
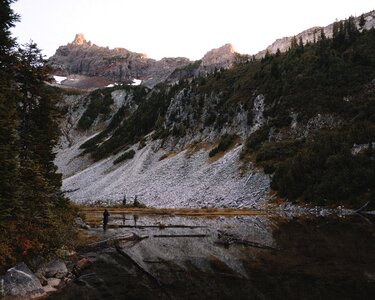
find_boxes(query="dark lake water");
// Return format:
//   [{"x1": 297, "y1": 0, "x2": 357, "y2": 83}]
[{"x1": 49, "y1": 212, "x2": 375, "y2": 300}]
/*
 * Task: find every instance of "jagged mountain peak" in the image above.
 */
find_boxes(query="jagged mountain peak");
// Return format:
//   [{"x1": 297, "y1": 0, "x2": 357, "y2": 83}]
[
  {"x1": 202, "y1": 43, "x2": 236, "y2": 67},
  {"x1": 71, "y1": 33, "x2": 89, "y2": 46},
  {"x1": 208, "y1": 43, "x2": 235, "y2": 54}
]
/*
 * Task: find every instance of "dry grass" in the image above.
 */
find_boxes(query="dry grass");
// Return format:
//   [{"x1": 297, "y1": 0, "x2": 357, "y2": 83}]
[
  {"x1": 208, "y1": 137, "x2": 242, "y2": 164},
  {"x1": 81, "y1": 206, "x2": 265, "y2": 217},
  {"x1": 184, "y1": 142, "x2": 211, "y2": 158},
  {"x1": 159, "y1": 151, "x2": 178, "y2": 161}
]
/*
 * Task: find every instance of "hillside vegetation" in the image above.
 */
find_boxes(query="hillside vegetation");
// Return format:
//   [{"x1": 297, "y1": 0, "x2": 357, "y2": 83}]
[
  {"x1": 78, "y1": 17, "x2": 375, "y2": 207},
  {"x1": 244, "y1": 18, "x2": 375, "y2": 206}
]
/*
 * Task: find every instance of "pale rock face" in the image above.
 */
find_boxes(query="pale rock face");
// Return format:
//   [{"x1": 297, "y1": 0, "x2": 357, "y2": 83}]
[
  {"x1": 201, "y1": 43, "x2": 236, "y2": 67},
  {"x1": 251, "y1": 95, "x2": 265, "y2": 133}
]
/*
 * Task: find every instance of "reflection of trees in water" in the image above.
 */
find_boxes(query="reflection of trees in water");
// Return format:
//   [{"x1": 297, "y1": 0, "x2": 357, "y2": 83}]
[
  {"x1": 133, "y1": 215, "x2": 138, "y2": 227},
  {"x1": 243, "y1": 217, "x2": 375, "y2": 300}
]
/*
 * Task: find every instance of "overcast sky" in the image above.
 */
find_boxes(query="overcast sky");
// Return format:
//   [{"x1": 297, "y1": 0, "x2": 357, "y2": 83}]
[{"x1": 11, "y1": 0, "x2": 375, "y2": 60}]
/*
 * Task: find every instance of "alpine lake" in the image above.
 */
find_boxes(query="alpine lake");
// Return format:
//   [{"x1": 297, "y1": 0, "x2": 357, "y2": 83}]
[{"x1": 48, "y1": 208, "x2": 375, "y2": 300}]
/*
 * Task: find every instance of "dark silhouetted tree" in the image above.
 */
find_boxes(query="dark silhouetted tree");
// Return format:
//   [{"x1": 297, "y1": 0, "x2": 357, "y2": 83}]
[
  {"x1": 359, "y1": 14, "x2": 366, "y2": 29},
  {"x1": 0, "y1": 0, "x2": 21, "y2": 225}
]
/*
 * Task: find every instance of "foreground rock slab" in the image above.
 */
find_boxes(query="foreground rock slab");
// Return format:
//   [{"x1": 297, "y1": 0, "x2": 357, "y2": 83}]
[{"x1": 0, "y1": 262, "x2": 45, "y2": 299}]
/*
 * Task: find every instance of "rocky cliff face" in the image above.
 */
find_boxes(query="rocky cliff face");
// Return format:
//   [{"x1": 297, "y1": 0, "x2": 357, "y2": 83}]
[
  {"x1": 199, "y1": 43, "x2": 237, "y2": 72},
  {"x1": 49, "y1": 33, "x2": 188, "y2": 87},
  {"x1": 49, "y1": 34, "x2": 239, "y2": 88}
]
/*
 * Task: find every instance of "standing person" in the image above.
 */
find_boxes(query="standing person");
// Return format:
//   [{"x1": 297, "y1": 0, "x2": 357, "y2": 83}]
[{"x1": 103, "y1": 209, "x2": 110, "y2": 231}]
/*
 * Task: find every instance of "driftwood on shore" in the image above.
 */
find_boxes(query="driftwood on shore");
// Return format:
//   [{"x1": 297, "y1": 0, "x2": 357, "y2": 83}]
[
  {"x1": 153, "y1": 234, "x2": 208, "y2": 238},
  {"x1": 217, "y1": 230, "x2": 279, "y2": 251},
  {"x1": 82, "y1": 233, "x2": 148, "y2": 250},
  {"x1": 91, "y1": 224, "x2": 207, "y2": 229},
  {"x1": 355, "y1": 201, "x2": 370, "y2": 213}
]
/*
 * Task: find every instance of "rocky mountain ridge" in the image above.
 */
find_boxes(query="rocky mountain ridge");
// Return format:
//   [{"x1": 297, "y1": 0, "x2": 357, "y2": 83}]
[
  {"x1": 49, "y1": 34, "x2": 239, "y2": 88},
  {"x1": 256, "y1": 10, "x2": 375, "y2": 58},
  {"x1": 49, "y1": 11, "x2": 375, "y2": 89}
]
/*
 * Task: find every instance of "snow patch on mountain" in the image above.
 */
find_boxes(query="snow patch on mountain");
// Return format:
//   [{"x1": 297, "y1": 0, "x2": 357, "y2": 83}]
[{"x1": 53, "y1": 75, "x2": 67, "y2": 84}]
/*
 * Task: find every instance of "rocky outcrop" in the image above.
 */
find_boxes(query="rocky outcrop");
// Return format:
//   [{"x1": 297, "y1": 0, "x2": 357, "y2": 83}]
[
  {"x1": 49, "y1": 34, "x2": 191, "y2": 87},
  {"x1": 200, "y1": 43, "x2": 236, "y2": 70},
  {"x1": 49, "y1": 34, "x2": 156, "y2": 86}
]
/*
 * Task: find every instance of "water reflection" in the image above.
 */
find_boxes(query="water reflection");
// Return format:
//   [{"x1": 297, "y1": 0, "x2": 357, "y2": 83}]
[
  {"x1": 133, "y1": 214, "x2": 138, "y2": 227},
  {"x1": 247, "y1": 216, "x2": 375, "y2": 300},
  {"x1": 49, "y1": 213, "x2": 375, "y2": 300}
]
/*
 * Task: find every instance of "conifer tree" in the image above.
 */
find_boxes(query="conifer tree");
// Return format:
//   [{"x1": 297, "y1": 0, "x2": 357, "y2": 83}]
[
  {"x1": 359, "y1": 14, "x2": 366, "y2": 29},
  {"x1": 0, "y1": 0, "x2": 21, "y2": 269},
  {"x1": 0, "y1": 0, "x2": 21, "y2": 224}
]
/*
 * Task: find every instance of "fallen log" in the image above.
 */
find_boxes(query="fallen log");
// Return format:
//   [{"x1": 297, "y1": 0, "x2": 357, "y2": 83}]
[
  {"x1": 217, "y1": 230, "x2": 278, "y2": 251},
  {"x1": 82, "y1": 233, "x2": 148, "y2": 250},
  {"x1": 153, "y1": 234, "x2": 208, "y2": 238},
  {"x1": 90, "y1": 224, "x2": 207, "y2": 229},
  {"x1": 355, "y1": 201, "x2": 371, "y2": 213}
]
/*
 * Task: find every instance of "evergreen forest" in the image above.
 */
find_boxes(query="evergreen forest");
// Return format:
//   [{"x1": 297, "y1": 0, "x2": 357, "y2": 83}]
[{"x1": 0, "y1": 0, "x2": 77, "y2": 272}]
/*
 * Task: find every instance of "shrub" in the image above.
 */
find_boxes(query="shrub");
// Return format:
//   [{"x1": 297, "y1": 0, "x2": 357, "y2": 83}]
[
  {"x1": 209, "y1": 134, "x2": 237, "y2": 157},
  {"x1": 256, "y1": 140, "x2": 301, "y2": 163},
  {"x1": 113, "y1": 149, "x2": 135, "y2": 165},
  {"x1": 243, "y1": 126, "x2": 270, "y2": 152},
  {"x1": 132, "y1": 196, "x2": 146, "y2": 208}
]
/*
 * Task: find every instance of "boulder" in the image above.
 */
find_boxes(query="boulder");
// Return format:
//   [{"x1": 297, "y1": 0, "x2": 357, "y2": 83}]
[
  {"x1": 42, "y1": 285, "x2": 57, "y2": 293},
  {"x1": 0, "y1": 262, "x2": 45, "y2": 299},
  {"x1": 74, "y1": 217, "x2": 90, "y2": 229},
  {"x1": 38, "y1": 260, "x2": 68, "y2": 279},
  {"x1": 47, "y1": 278, "x2": 62, "y2": 288}
]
